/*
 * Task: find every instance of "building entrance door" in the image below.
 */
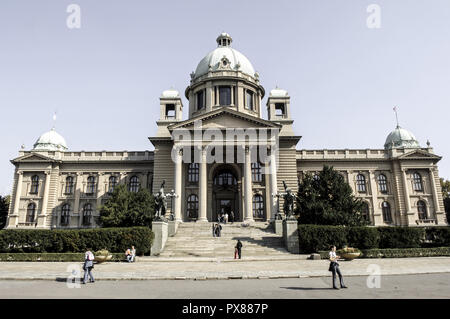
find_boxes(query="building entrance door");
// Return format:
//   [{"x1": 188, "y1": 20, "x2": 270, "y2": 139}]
[{"x1": 215, "y1": 199, "x2": 236, "y2": 222}]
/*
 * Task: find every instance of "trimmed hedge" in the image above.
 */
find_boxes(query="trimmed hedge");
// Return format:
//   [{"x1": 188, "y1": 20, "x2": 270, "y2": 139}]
[
  {"x1": 0, "y1": 227, "x2": 153, "y2": 255},
  {"x1": 299, "y1": 224, "x2": 450, "y2": 253},
  {"x1": 319, "y1": 247, "x2": 450, "y2": 259},
  {"x1": 0, "y1": 253, "x2": 125, "y2": 262}
]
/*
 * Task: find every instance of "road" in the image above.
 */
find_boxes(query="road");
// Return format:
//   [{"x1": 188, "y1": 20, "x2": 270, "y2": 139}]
[{"x1": 0, "y1": 273, "x2": 449, "y2": 299}]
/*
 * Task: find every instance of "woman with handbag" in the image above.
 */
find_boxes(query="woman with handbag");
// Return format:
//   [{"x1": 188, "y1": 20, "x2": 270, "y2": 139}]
[
  {"x1": 82, "y1": 248, "x2": 95, "y2": 284},
  {"x1": 329, "y1": 245, "x2": 347, "y2": 290}
]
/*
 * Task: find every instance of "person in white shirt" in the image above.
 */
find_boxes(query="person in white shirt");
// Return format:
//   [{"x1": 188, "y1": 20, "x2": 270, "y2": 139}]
[
  {"x1": 329, "y1": 245, "x2": 347, "y2": 289},
  {"x1": 82, "y1": 248, "x2": 95, "y2": 284},
  {"x1": 224, "y1": 213, "x2": 229, "y2": 224}
]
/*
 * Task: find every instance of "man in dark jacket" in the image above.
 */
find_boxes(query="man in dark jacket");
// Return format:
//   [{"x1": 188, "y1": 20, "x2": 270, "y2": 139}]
[{"x1": 235, "y1": 240, "x2": 243, "y2": 259}]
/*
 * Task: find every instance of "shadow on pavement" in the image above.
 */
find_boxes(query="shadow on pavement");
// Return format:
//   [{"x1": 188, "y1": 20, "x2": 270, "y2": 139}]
[{"x1": 281, "y1": 287, "x2": 333, "y2": 291}]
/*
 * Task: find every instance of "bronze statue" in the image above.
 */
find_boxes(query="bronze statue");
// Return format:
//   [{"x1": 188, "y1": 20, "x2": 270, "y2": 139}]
[
  {"x1": 282, "y1": 181, "x2": 297, "y2": 219},
  {"x1": 154, "y1": 180, "x2": 167, "y2": 221}
]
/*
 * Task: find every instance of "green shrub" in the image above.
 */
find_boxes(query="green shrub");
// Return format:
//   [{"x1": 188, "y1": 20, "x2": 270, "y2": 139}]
[
  {"x1": 0, "y1": 253, "x2": 125, "y2": 262},
  {"x1": 319, "y1": 247, "x2": 450, "y2": 259},
  {"x1": 298, "y1": 224, "x2": 348, "y2": 253},
  {"x1": 347, "y1": 227, "x2": 380, "y2": 249},
  {"x1": 424, "y1": 227, "x2": 450, "y2": 247},
  {"x1": 0, "y1": 227, "x2": 153, "y2": 255},
  {"x1": 377, "y1": 227, "x2": 424, "y2": 248}
]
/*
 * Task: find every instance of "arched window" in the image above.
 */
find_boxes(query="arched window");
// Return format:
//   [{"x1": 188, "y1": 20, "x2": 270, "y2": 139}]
[
  {"x1": 378, "y1": 174, "x2": 388, "y2": 193},
  {"x1": 252, "y1": 195, "x2": 264, "y2": 219},
  {"x1": 61, "y1": 204, "x2": 70, "y2": 226},
  {"x1": 252, "y1": 162, "x2": 262, "y2": 182},
  {"x1": 30, "y1": 175, "x2": 40, "y2": 194},
  {"x1": 413, "y1": 172, "x2": 423, "y2": 192},
  {"x1": 65, "y1": 176, "x2": 74, "y2": 195},
  {"x1": 82, "y1": 203, "x2": 93, "y2": 226},
  {"x1": 187, "y1": 194, "x2": 199, "y2": 219},
  {"x1": 417, "y1": 200, "x2": 427, "y2": 220},
  {"x1": 188, "y1": 163, "x2": 199, "y2": 183},
  {"x1": 382, "y1": 201, "x2": 392, "y2": 223},
  {"x1": 108, "y1": 176, "x2": 118, "y2": 194},
  {"x1": 214, "y1": 170, "x2": 237, "y2": 186},
  {"x1": 26, "y1": 203, "x2": 36, "y2": 223},
  {"x1": 361, "y1": 202, "x2": 370, "y2": 222},
  {"x1": 356, "y1": 174, "x2": 366, "y2": 193},
  {"x1": 86, "y1": 176, "x2": 96, "y2": 195},
  {"x1": 129, "y1": 176, "x2": 140, "y2": 193}
]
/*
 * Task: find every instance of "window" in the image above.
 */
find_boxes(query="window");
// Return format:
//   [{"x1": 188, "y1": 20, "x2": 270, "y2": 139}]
[
  {"x1": 30, "y1": 175, "x2": 39, "y2": 194},
  {"x1": 214, "y1": 170, "x2": 237, "y2": 186},
  {"x1": 165, "y1": 104, "x2": 175, "y2": 119},
  {"x1": 361, "y1": 202, "x2": 370, "y2": 222},
  {"x1": 219, "y1": 86, "x2": 231, "y2": 106},
  {"x1": 382, "y1": 201, "x2": 392, "y2": 223},
  {"x1": 82, "y1": 204, "x2": 93, "y2": 226},
  {"x1": 245, "y1": 90, "x2": 254, "y2": 110},
  {"x1": 417, "y1": 200, "x2": 427, "y2": 220},
  {"x1": 356, "y1": 174, "x2": 366, "y2": 193},
  {"x1": 65, "y1": 176, "x2": 74, "y2": 195},
  {"x1": 86, "y1": 176, "x2": 96, "y2": 195},
  {"x1": 187, "y1": 194, "x2": 198, "y2": 219},
  {"x1": 252, "y1": 195, "x2": 264, "y2": 219},
  {"x1": 61, "y1": 204, "x2": 70, "y2": 226},
  {"x1": 196, "y1": 90, "x2": 204, "y2": 110},
  {"x1": 188, "y1": 163, "x2": 199, "y2": 183},
  {"x1": 251, "y1": 162, "x2": 262, "y2": 182},
  {"x1": 413, "y1": 172, "x2": 423, "y2": 192},
  {"x1": 129, "y1": 176, "x2": 140, "y2": 193},
  {"x1": 108, "y1": 176, "x2": 118, "y2": 194},
  {"x1": 26, "y1": 203, "x2": 36, "y2": 223},
  {"x1": 275, "y1": 103, "x2": 285, "y2": 117},
  {"x1": 378, "y1": 174, "x2": 388, "y2": 193}
]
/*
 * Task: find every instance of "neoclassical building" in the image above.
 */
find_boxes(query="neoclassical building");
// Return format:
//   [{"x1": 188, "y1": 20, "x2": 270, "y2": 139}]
[{"x1": 5, "y1": 33, "x2": 447, "y2": 229}]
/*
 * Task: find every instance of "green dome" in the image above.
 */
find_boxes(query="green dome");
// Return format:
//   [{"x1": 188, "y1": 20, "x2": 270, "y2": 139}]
[{"x1": 384, "y1": 126, "x2": 420, "y2": 150}]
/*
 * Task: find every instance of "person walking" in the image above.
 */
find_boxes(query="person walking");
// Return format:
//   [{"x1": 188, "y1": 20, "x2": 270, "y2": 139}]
[
  {"x1": 235, "y1": 240, "x2": 243, "y2": 259},
  {"x1": 212, "y1": 223, "x2": 216, "y2": 237},
  {"x1": 82, "y1": 248, "x2": 95, "y2": 284},
  {"x1": 329, "y1": 245, "x2": 347, "y2": 289},
  {"x1": 230, "y1": 211, "x2": 235, "y2": 224},
  {"x1": 224, "y1": 212, "x2": 228, "y2": 224},
  {"x1": 215, "y1": 223, "x2": 222, "y2": 237}
]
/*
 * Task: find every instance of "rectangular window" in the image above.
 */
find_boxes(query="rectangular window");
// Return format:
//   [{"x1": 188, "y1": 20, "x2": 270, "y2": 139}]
[
  {"x1": 166, "y1": 104, "x2": 175, "y2": 119},
  {"x1": 275, "y1": 103, "x2": 285, "y2": 117},
  {"x1": 246, "y1": 90, "x2": 254, "y2": 110},
  {"x1": 219, "y1": 86, "x2": 231, "y2": 106},
  {"x1": 196, "y1": 90, "x2": 204, "y2": 110}
]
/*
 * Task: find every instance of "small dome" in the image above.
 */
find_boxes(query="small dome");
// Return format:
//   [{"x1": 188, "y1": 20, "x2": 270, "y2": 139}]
[
  {"x1": 384, "y1": 126, "x2": 420, "y2": 150},
  {"x1": 193, "y1": 33, "x2": 256, "y2": 79},
  {"x1": 270, "y1": 87, "x2": 289, "y2": 97},
  {"x1": 33, "y1": 128, "x2": 68, "y2": 151},
  {"x1": 161, "y1": 89, "x2": 180, "y2": 99}
]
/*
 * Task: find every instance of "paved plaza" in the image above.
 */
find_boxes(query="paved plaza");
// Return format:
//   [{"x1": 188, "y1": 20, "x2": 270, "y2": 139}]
[{"x1": 0, "y1": 273, "x2": 449, "y2": 299}]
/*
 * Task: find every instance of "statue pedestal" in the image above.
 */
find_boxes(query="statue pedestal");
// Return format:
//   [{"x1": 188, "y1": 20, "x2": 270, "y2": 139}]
[
  {"x1": 168, "y1": 220, "x2": 179, "y2": 237},
  {"x1": 282, "y1": 218, "x2": 299, "y2": 254},
  {"x1": 273, "y1": 219, "x2": 283, "y2": 236},
  {"x1": 151, "y1": 220, "x2": 168, "y2": 256}
]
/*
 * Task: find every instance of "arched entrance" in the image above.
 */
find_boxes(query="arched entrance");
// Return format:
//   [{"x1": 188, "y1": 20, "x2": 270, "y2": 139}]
[{"x1": 211, "y1": 165, "x2": 241, "y2": 222}]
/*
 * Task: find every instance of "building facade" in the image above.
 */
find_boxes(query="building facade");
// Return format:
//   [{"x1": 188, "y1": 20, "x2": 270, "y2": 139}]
[{"x1": 5, "y1": 33, "x2": 447, "y2": 229}]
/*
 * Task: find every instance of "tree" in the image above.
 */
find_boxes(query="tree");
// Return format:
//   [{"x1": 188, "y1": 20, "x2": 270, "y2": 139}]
[
  {"x1": 0, "y1": 195, "x2": 10, "y2": 229},
  {"x1": 99, "y1": 184, "x2": 155, "y2": 227},
  {"x1": 296, "y1": 166, "x2": 369, "y2": 226},
  {"x1": 440, "y1": 178, "x2": 450, "y2": 224}
]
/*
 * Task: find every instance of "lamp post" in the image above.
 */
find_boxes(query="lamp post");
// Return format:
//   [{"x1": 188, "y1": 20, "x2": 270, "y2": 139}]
[{"x1": 166, "y1": 189, "x2": 178, "y2": 221}]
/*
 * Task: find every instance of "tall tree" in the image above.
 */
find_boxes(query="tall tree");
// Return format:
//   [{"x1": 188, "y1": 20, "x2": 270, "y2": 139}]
[
  {"x1": 296, "y1": 166, "x2": 369, "y2": 226},
  {"x1": 0, "y1": 195, "x2": 10, "y2": 229},
  {"x1": 99, "y1": 184, "x2": 154, "y2": 227},
  {"x1": 440, "y1": 178, "x2": 450, "y2": 224}
]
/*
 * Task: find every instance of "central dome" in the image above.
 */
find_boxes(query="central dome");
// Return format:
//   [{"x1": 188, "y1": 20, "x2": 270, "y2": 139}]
[
  {"x1": 193, "y1": 33, "x2": 256, "y2": 79},
  {"x1": 33, "y1": 128, "x2": 68, "y2": 152},
  {"x1": 384, "y1": 126, "x2": 420, "y2": 150}
]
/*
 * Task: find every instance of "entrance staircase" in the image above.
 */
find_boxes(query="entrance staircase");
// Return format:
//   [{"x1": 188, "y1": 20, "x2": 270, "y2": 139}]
[{"x1": 158, "y1": 221, "x2": 291, "y2": 258}]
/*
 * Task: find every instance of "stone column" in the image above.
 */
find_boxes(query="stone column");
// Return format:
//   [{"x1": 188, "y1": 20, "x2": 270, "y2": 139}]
[
  {"x1": 9, "y1": 170, "x2": 23, "y2": 227},
  {"x1": 368, "y1": 170, "x2": 381, "y2": 225},
  {"x1": 269, "y1": 148, "x2": 278, "y2": 220},
  {"x1": 174, "y1": 148, "x2": 183, "y2": 222},
  {"x1": 38, "y1": 171, "x2": 51, "y2": 227},
  {"x1": 198, "y1": 147, "x2": 208, "y2": 222},
  {"x1": 244, "y1": 146, "x2": 254, "y2": 222},
  {"x1": 401, "y1": 169, "x2": 414, "y2": 225},
  {"x1": 429, "y1": 167, "x2": 444, "y2": 223}
]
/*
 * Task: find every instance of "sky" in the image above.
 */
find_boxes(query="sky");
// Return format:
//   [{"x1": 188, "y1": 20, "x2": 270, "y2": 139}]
[{"x1": 0, "y1": 0, "x2": 449, "y2": 196}]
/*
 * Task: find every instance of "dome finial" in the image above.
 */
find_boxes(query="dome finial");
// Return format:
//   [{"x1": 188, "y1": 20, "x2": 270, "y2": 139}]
[{"x1": 393, "y1": 106, "x2": 400, "y2": 128}]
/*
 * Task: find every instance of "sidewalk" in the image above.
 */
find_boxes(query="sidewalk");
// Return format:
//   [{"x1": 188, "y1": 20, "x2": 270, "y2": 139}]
[{"x1": 0, "y1": 257, "x2": 449, "y2": 281}]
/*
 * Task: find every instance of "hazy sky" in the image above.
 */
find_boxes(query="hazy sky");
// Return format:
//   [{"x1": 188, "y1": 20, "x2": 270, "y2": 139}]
[{"x1": 1, "y1": 0, "x2": 449, "y2": 196}]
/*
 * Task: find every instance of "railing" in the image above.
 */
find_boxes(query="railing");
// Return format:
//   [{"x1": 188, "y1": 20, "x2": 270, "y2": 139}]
[{"x1": 415, "y1": 219, "x2": 437, "y2": 225}]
